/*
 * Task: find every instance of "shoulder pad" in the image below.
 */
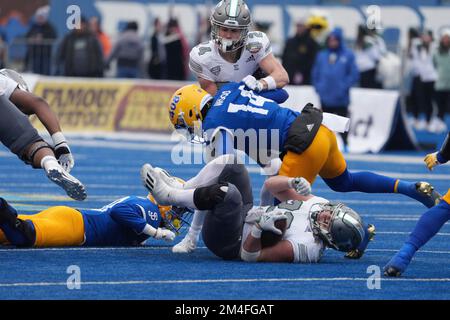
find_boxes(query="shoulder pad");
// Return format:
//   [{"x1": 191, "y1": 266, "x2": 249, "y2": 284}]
[{"x1": 245, "y1": 31, "x2": 270, "y2": 54}]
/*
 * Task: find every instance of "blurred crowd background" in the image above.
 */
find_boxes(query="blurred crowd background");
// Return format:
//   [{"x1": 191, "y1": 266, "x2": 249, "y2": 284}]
[{"x1": 0, "y1": 0, "x2": 449, "y2": 134}]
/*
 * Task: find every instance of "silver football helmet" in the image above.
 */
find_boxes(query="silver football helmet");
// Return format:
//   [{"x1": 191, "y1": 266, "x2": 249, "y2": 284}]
[
  {"x1": 0, "y1": 68, "x2": 30, "y2": 92},
  {"x1": 309, "y1": 202, "x2": 365, "y2": 252},
  {"x1": 210, "y1": 0, "x2": 252, "y2": 52}
]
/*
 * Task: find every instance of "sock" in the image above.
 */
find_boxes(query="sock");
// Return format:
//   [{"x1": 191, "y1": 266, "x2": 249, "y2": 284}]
[
  {"x1": 187, "y1": 210, "x2": 206, "y2": 240},
  {"x1": 406, "y1": 199, "x2": 450, "y2": 250},
  {"x1": 40, "y1": 155, "x2": 61, "y2": 173},
  {"x1": 396, "y1": 180, "x2": 433, "y2": 206},
  {"x1": 324, "y1": 169, "x2": 396, "y2": 193},
  {"x1": 169, "y1": 188, "x2": 196, "y2": 209}
]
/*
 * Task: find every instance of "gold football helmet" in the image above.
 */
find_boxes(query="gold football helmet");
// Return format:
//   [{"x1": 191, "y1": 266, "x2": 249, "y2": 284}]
[
  {"x1": 168, "y1": 84, "x2": 212, "y2": 140},
  {"x1": 147, "y1": 193, "x2": 193, "y2": 234}
]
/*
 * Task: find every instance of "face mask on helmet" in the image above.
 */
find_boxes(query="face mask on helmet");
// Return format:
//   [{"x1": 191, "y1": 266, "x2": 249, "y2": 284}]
[
  {"x1": 148, "y1": 194, "x2": 194, "y2": 235},
  {"x1": 210, "y1": 0, "x2": 252, "y2": 52},
  {"x1": 0, "y1": 69, "x2": 30, "y2": 92},
  {"x1": 309, "y1": 202, "x2": 364, "y2": 252}
]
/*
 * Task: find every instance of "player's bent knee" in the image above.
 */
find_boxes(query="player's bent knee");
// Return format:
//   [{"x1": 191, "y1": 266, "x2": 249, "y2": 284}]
[{"x1": 193, "y1": 183, "x2": 229, "y2": 210}]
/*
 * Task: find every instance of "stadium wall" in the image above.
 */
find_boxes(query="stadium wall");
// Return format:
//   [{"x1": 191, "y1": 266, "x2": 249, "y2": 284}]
[{"x1": 23, "y1": 75, "x2": 415, "y2": 153}]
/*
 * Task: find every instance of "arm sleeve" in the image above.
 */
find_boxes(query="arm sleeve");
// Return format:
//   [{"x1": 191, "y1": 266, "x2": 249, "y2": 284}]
[
  {"x1": 109, "y1": 203, "x2": 147, "y2": 234},
  {"x1": 438, "y1": 132, "x2": 450, "y2": 163},
  {"x1": 258, "y1": 88, "x2": 289, "y2": 104}
]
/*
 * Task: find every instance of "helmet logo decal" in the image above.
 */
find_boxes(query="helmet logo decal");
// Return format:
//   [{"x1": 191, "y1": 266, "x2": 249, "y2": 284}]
[{"x1": 169, "y1": 95, "x2": 181, "y2": 121}]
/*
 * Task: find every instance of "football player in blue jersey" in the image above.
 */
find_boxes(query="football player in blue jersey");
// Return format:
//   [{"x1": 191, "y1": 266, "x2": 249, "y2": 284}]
[
  {"x1": 167, "y1": 82, "x2": 441, "y2": 253},
  {"x1": 0, "y1": 192, "x2": 192, "y2": 247},
  {"x1": 384, "y1": 132, "x2": 450, "y2": 276}
]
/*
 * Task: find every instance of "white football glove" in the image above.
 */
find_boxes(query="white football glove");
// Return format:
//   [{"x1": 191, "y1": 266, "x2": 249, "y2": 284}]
[
  {"x1": 154, "y1": 228, "x2": 176, "y2": 242},
  {"x1": 290, "y1": 177, "x2": 311, "y2": 196},
  {"x1": 256, "y1": 211, "x2": 288, "y2": 235},
  {"x1": 52, "y1": 132, "x2": 74, "y2": 172},
  {"x1": 242, "y1": 75, "x2": 264, "y2": 92}
]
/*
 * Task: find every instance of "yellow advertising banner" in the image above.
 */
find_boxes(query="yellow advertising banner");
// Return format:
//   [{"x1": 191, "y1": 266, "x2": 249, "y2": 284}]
[{"x1": 31, "y1": 79, "x2": 177, "y2": 133}]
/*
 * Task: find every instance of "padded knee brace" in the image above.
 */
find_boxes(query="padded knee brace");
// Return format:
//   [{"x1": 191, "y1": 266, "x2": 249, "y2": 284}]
[
  {"x1": 193, "y1": 183, "x2": 228, "y2": 210},
  {"x1": 22, "y1": 140, "x2": 54, "y2": 168}
]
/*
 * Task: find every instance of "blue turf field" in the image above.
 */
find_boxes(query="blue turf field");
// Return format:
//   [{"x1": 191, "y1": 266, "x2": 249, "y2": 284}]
[{"x1": 1, "y1": 133, "x2": 449, "y2": 300}]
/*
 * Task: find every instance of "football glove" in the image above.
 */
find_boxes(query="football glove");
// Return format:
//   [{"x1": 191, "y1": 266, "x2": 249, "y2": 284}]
[
  {"x1": 256, "y1": 211, "x2": 288, "y2": 235},
  {"x1": 290, "y1": 177, "x2": 311, "y2": 196},
  {"x1": 154, "y1": 228, "x2": 176, "y2": 241},
  {"x1": 344, "y1": 224, "x2": 376, "y2": 259},
  {"x1": 242, "y1": 75, "x2": 264, "y2": 92},
  {"x1": 52, "y1": 132, "x2": 74, "y2": 172},
  {"x1": 424, "y1": 152, "x2": 440, "y2": 171}
]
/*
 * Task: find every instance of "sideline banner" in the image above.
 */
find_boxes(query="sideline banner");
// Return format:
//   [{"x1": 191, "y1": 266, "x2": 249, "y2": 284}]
[
  {"x1": 30, "y1": 78, "x2": 178, "y2": 133},
  {"x1": 283, "y1": 86, "x2": 408, "y2": 153},
  {"x1": 27, "y1": 76, "x2": 415, "y2": 152}
]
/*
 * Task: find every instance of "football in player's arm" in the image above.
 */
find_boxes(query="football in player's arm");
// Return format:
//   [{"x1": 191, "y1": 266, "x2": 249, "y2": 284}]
[
  {"x1": 240, "y1": 175, "x2": 375, "y2": 263},
  {"x1": 140, "y1": 156, "x2": 375, "y2": 264}
]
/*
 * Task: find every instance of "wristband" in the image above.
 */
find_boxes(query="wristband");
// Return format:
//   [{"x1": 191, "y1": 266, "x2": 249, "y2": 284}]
[
  {"x1": 51, "y1": 132, "x2": 66, "y2": 147},
  {"x1": 262, "y1": 76, "x2": 276, "y2": 90},
  {"x1": 240, "y1": 248, "x2": 261, "y2": 262},
  {"x1": 251, "y1": 225, "x2": 262, "y2": 238},
  {"x1": 437, "y1": 152, "x2": 448, "y2": 164}
]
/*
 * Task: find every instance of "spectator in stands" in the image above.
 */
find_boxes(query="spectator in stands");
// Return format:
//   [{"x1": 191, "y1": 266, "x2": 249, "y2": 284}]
[
  {"x1": 410, "y1": 29, "x2": 437, "y2": 131},
  {"x1": 164, "y1": 18, "x2": 188, "y2": 81},
  {"x1": 432, "y1": 28, "x2": 450, "y2": 133},
  {"x1": 56, "y1": 16, "x2": 103, "y2": 78},
  {"x1": 0, "y1": 33, "x2": 6, "y2": 69},
  {"x1": 312, "y1": 27, "x2": 359, "y2": 148},
  {"x1": 106, "y1": 21, "x2": 144, "y2": 79},
  {"x1": 195, "y1": 15, "x2": 211, "y2": 46},
  {"x1": 404, "y1": 27, "x2": 421, "y2": 121},
  {"x1": 282, "y1": 19, "x2": 319, "y2": 85},
  {"x1": 25, "y1": 6, "x2": 57, "y2": 75},
  {"x1": 89, "y1": 16, "x2": 112, "y2": 59},
  {"x1": 148, "y1": 18, "x2": 166, "y2": 79},
  {"x1": 354, "y1": 25, "x2": 386, "y2": 89}
]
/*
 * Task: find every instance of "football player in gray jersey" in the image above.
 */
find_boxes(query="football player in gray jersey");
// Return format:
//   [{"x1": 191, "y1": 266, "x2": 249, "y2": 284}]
[
  {"x1": 141, "y1": 155, "x2": 374, "y2": 263},
  {"x1": 189, "y1": 0, "x2": 289, "y2": 95},
  {"x1": 0, "y1": 69, "x2": 86, "y2": 201}
]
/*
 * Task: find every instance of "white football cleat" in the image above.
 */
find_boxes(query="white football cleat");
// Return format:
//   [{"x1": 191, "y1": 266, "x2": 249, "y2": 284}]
[
  {"x1": 141, "y1": 163, "x2": 175, "y2": 206},
  {"x1": 172, "y1": 235, "x2": 197, "y2": 253},
  {"x1": 47, "y1": 168, "x2": 86, "y2": 201},
  {"x1": 154, "y1": 167, "x2": 184, "y2": 189}
]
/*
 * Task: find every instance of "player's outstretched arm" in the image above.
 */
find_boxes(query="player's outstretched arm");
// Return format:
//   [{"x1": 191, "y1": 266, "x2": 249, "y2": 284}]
[
  {"x1": 264, "y1": 175, "x2": 313, "y2": 202},
  {"x1": 258, "y1": 53, "x2": 289, "y2": 89}
]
